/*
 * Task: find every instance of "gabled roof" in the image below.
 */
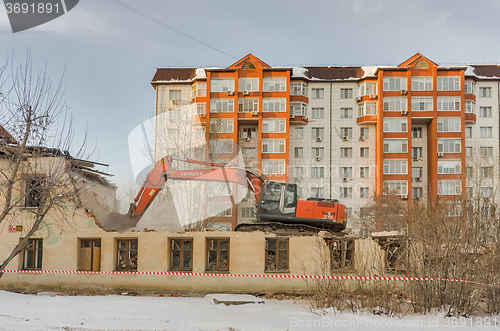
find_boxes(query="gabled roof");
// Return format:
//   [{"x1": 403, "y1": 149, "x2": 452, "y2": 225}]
[
  {"x1": 227, "y1": 54, "x2": 271, "y2": 69},
  {"x1": 398, "y1": 53, "x2": 438, "y2": 68},
  {"x1": 0, "y1": 124, "x2": 17, "y2": 145},
  {"x1": 151, "y1": 68, "x2": 197, "y2": 83}
]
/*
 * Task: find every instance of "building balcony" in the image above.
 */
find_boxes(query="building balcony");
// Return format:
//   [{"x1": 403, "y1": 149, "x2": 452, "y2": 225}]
[
  {"x1": 290, "y1": 114, "x2": 308, "y2": 125},
  {"x1": 356, "y1": 115, "x2": 377, "y2": 124},
  {"x1": 465, "y1": 112, "x2": 476, "y2": 124}
]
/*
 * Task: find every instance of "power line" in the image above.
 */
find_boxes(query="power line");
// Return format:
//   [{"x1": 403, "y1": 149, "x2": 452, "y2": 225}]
[{"x1": 108, "y1": 0, "x2": 238, "y2": 60}]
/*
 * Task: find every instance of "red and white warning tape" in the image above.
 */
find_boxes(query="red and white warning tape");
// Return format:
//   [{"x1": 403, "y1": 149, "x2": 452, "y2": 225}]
[{"x1": 1, "y1": 269, "x2": 499, "y2": 288}]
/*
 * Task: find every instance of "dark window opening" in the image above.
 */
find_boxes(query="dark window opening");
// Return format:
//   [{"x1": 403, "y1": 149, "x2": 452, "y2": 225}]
[
  {"x1": 171, "y1": 239, "x2": 193, "y2": 271},
  {"x1": 241, "y1": 61, "x2": 256, "y2": 70},
  {"x1": 265, "y1": 238, "x2": 289, "y2": 272},
  {"x1": 207, "y1": 239, "x2": 229, "y2": 271},
  {"x1": 25, "y1": 177, "x2": 44, "y2": 207},
  {"x1": 116, "y1": 239, "x2": 138, "y2": 271},
  {"x1": 23, "y1": 239, "x2": 43, "y2": 270},
  {"x1": 329, "y1": 239, "x2": 354, "y2": 270}
]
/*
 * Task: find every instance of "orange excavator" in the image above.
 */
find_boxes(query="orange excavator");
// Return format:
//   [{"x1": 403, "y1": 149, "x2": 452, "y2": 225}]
[{"x1": 105, "y1": 156, "x2": 347, "y2": 233}]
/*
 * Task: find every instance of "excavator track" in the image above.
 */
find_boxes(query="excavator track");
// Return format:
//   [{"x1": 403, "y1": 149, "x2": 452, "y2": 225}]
[{"x1": 234, "y1": 222, "x2": 346, "y2": 237}]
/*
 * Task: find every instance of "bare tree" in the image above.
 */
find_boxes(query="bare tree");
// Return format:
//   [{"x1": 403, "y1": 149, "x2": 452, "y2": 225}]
[{"x1": 0, "y1": 51, "x2": 106, "y2": 276}]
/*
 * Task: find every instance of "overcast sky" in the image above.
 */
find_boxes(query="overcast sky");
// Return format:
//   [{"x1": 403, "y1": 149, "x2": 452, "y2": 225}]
[{"x1": 1, "y1": 0, "x2": 500, "y2": 188}]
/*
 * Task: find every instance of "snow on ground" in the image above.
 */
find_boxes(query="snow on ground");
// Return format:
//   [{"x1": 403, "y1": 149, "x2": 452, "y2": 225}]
[{"x1": 0, "y1": 290, "x2": 498, "y2": 331}]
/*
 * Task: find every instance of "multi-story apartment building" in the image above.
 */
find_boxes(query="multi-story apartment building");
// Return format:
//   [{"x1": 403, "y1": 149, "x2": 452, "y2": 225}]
[{"x1": 151, "y1": 53, "x2": 500, "y2": 233}]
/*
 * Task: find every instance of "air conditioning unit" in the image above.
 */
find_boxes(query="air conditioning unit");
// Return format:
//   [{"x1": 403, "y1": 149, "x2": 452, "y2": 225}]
[
  {"x1": 315, "y1": 156, "x2": 322, "y2": 161},
  {"x1": 294, "y1": 177, "x2": 302, "y2": 181},
  {"x1": 413, "y1": 156, "x2": 418, "y2": 161},
  {"x1": 189, "y1": 98, "x2": 194, "y2": 103},
  {"x1": 342, "y1": 177, "x2": 348, "y2": 183},
  {"x1": 415, "y1": 177, "x2": 421, "y2": 182},
  {"x1": 369, "y1": 95, "x2": 377, "y2": 99},
  {"x1": 172, "y1": 100, "x2": 179, "y2": 105},
  {"x1": 401, "y1": 110, "x2": 408, "y2": 115},
  {"x1": 342, "y1": 136, "x2": 349, "y2": 141},
  {"x1": 289, "y1": 113, "x2": 295, "y2": 118},
  {"x1": 356, "y1": 96, "x2": 362, "y2": 102},
  {"x1": 227, "y1": 91, "x2": 234, "y2": 96},
  {"x1": 359, "y1": 136, "x2": 365, "y2": 141},
  {"x1": 243, "y1": 90, "x2": 250, "y2": 96},
  {"x1": 316, "y1": 137, "x2": 322, "y2": 142},
  {"x1": 438, "y1": 152, "x2": 444, "y2": 157},
  {"x1": 401, "y1": 194, "x2": 408, "y2": 200},
  {"x1": 401, "y1": 90, "x2": 408, "y2": 95},
  {"x1": 251, "y1": 110, "x2": 258, "y2": 116},
  {"x1": 244, "y1": 137, "x2": 250, "y2": 142}
]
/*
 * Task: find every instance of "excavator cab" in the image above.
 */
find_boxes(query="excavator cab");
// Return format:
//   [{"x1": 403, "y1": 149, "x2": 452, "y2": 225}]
[{"x1": 258, "y1": 182, "x2": 297, "y2": 218}]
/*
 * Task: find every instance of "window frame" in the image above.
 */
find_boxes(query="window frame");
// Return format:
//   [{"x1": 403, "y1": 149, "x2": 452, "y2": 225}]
[
  {"x1": 116, "y1": 239, "x2": 138, "y2": 271},
  {"x1": 170, "y1": 238, "x2": 193, "y2": 271},
  {"x1": 265, "y1": 238, "x2": 289, "y2": 272},
  {"x1": 206, "y1": 238, "x2": 230, "y2": 272},
  {"x1": 22, "y1": 238, "x2": 43, "y2": 270}
]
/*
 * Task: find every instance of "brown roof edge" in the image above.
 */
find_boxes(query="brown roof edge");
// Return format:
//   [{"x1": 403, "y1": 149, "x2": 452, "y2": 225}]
[
  {"x1": 0, "y1": 124, "x2": 17, "y2": 145},
  {"x1": 151, "y1": 68, "x2": 197, "y2": 83}
]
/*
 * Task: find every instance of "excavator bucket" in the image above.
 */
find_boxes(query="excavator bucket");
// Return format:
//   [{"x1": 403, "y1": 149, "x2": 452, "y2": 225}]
[{"x1": 102, "y1": 212, "x2": 139, "y2": 233}]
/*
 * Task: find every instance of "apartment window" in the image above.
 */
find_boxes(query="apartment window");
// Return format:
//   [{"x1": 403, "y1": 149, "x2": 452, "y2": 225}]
[
  {"x1": 383, "y1": 118, "x2": 407, "y2": 132},
  {"x1": 311, "y1": 127, "x2": 325, "y2": 139},
  {"x1": 290, "y1": 102, "x2": 307, "y2": 116},
  {"x1": 79, "y1": 239, "x2": 101, "y2": 271},
  {"x1": 438, "y1": 160, "x2": 461, "y2": 174},
  {"x1": 312, "y1": 147, "x2": 324, "y2": 158},
  {"x1": 412, "y1": 147, "x2": 422, "y2": 158},
  {"x1": 358, "y1": 81, "x2": 377, "y2": 96},
  {"x1": 465, "y1": 127, "x2": 472, "y2": 138},
  {"x1": 383, "y1": 181, "x2": 408, "y2": 195},
  {"x1": 437, "y1": 139, "x2": 461, "y2": 153},
  {"x1": 262, "y1": 160, "x2": 285, "y2": 175},
  {"x1": 196, "y1": 103, "x2": 206, "y2": 115},
  {"x1": 116, "y1": 239, "x2": 138, "y2": 271},
  {"x1": 383, "y1": 98, "x2": 407, "y2": 112},
  {"x1": 207, "y1": 203, "x2": 233, "y2": 218},
  {"x1": 411, "y1": 77, "x2": 432, "y2": 91},
  {"x1": 466, "y1": 167, "x2": 473, "y2": 178},
  {"x1": 438, "y1": 180, "x2": 461, "y2": 196},
  {"x1": 412, "y1": 187, "x2": 423, "y2": 199},
  {"x1": 358, "y1": 102, "x2": 377, "y2": 116},
  {"x1": 340, "y1": 88, "x2": 352, "y2": 99},
  {"x1": 383, "y1": 160, "x2": 407, "y2": 174},
  {"x1": 265, "y1": 239, "x2": 289, "y2": 272},
  {"x1": 411, "y1": 97, "x2": 433, "y2": 111},
  {"x1": 360, "y1": 127, "x2": 369, "y2": 138},
  {"x1": 23, "y1": 239, "x2": 43, "y2": 270},
  {"x1": 437, "y1": 118, "x2": 460, "y2": 132},
  {"x1": 263, "y1": 98, "x2": 286, "y2": 112},
  {"x1": 238, "y1": 78, "x2": 259, "y2": 91},
  {"x1": 330, "y1": 239, "x2": 354, "y2": 270},
  {"x1": 294, "y1": 127, "x2": 303, "y2": 138},
  {"x1": 294, "y1": 167, "x2": 304, "y2": 179},
  {"x1": 466, "y1": 187, "x2": 473, "y2": 198},
  {"x1": 263, "y1": 78, "x2": 286, "y2": 92},
  {"x1": 383, "y1": 77, "x2": 407, "y2": 91},
  {"x1": 209, "y1": 139, "x2": 233, "y2": 154},
  {"x1": 290, "y1": 82, "x2": 308, "y2": 96},
  {"x1": 311, "y1": 108, "x2": 324, "y2": 119},
  {"x1": 360, "y1": 167, "x2": 370, "y2": 178},
  {"x1": 211, "y1": 79, "x2": 234, "y2": 92},
  {"x1": 170, "y1": 239, "x2": 192, "y2": 271},
  {"x1": 238, "y1": 99, "x2": 259, "y2": 113},
  {"x1": 25, "y1": 177, "x2": 44, "y2": 208},
  {"x1": 311, "y1": 88, "x2": 324, "y2": 99},
  {"x1": 480, "y1": 127, "x2": 493, "y2": 138},
  {"x1": 210, "y1": 99, "x2": 234, "y2": 113},
  {"x1": 346, "y1": 208, "x2": 352, "y2": 218},
  {"x1": 340, "y1": 187, "x2": 352, "y2": 198},
  {"x1": 340, "y1": 147, "x2": 352, "y2": 158},
  {"x1": 383, "y1": 139, "x2": 408, "y2": 153},
  {"x1": 437, "y1": 97, "x2": 460, "y2": 111},
  {"x1": 206, "y1": 239, "x2": 229, "y2": 272},
  {"x1": 340, "y1": 108, "x2": 353, "y2": 119},
  {"x1": 242, "y1": 148, "x2": 256, "y2": 158},
  {"x1": 360, "y1": 187, "x2": 369, "y2": 198},
  {"x1": 241, "y1": 207, "x2": 254, "y2": 219},
  {"x1": 465, "y1": 100, "x2": 475, "y2": 114},
  {"x1": 411, "y1": 127, "x2": 422, "y2": 138},
  {"x1": 210, "y1": 120, "x2": 234, "y2": 133},
  {"x1": 481, "y1": 167, "x2": 494, "y2": 178},
  {"x1": 465, "y1": 81, "x2": 475, "y2": 94},
  {"x1": 340, "y1": 167, "x2": 353, "y2": 178},
  {"x1": 311, "y1": 167, "x2": 324, "y2": 178},
  {"x1": 241, "y1": 128, "x2": 256, "y2": 139},
  {"x1": 466, "y1": 147, "x2": 472, "y2": 157},
  {"x1": 479, "y1": 87, "x2": 492, "y2": 97},
  {"x1": 481, "y1": 187, "x2": 493, "y2": 198},
  {"x1": 480, "y1": 107, "x2": 492, "y2": 118},
  {"x1": 360, "y1": 147, "x2": 369, "y2": 158},
  {"x1": 412, "y1": 167, "x2": 422, "y2": 178},
  {"x1": 262, "y1": 119, "x2": 286, "y2": 133},
  {"x1": 169, "y1": 109, "x2": 181, "y2": 120},
  {"x1": 207, "y1": 182, "x2": 231, "y2": 198},
  {"x1": 340, "y1": 127, "x2": 353, "y2": 139},
  {"x1": 169, "y1": 90, "x2": 181, "y2": 100},
  {"x1": 262, "y1": 140, "x2": 285, "y2": 153},
  {"x1": 480, "y1": 147, "x2": 493, "y2": 157},
  {"x1": 310, "y1": 187, "x2": 324, "y2": 198},
  {"x1": 294, "y1": 147, "x2": 303, "y2": 158},
  {"x1": 437, "y1": 77, "x2": 460, "y2": 91}
]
